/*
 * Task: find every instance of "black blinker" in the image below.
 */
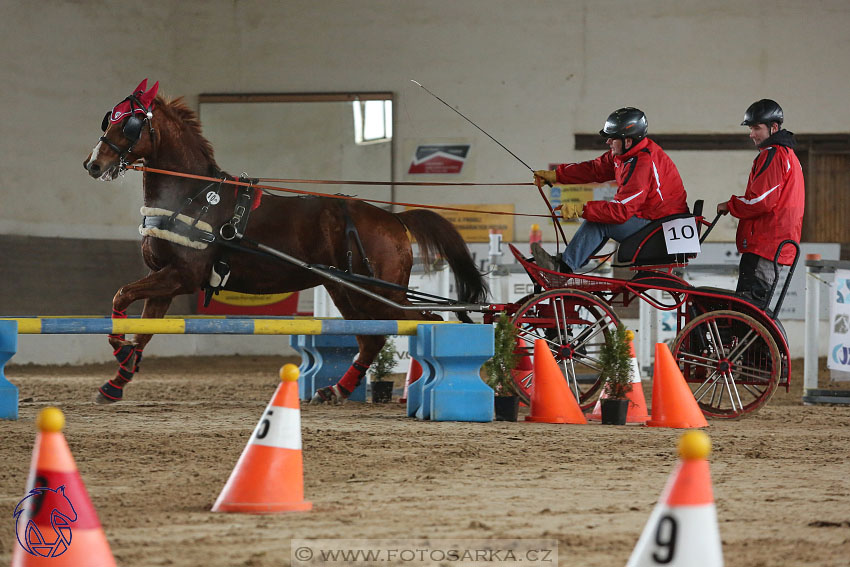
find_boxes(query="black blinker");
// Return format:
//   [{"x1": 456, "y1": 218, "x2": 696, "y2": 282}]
[
  {"x1": 101, "y1": 112, "x2": 110, "y2": 132},
  {"x1": 123, "y1": 116, "x2": 143, "y2": 142}
]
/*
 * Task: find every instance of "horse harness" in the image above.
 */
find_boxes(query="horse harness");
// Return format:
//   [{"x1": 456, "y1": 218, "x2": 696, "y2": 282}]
[
  {"x1": 339, "y1": 200, "x2": 375, "y2": 277},
  {"x1": 100, "y1": 93, "x2": 155, "y2": 169},
  {"x1": 140, "y1": 178, "x2": 374, "y2": 306}
]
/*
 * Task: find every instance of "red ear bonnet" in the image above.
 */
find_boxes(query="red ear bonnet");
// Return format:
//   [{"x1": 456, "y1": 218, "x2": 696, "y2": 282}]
[
  {"x1": 138, "y1": 81, "x2": 159, "y2": 108},
  {"x1": 108, "y1": 79, "x2": 158, "y2": 125}
]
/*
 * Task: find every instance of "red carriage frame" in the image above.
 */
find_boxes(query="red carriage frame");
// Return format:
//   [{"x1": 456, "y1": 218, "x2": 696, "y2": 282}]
[{"x1": 481, "y1": 202, "x2": 799, "y2": 419}]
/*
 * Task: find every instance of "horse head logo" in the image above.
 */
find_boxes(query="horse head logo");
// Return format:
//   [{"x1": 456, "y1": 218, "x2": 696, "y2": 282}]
[{"x1": 13, "y1": 485, "x2": 77, "y2": 557}]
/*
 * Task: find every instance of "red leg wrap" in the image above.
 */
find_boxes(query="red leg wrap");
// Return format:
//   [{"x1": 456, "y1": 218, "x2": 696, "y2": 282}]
[{"x1": 338, "y1": 361, "x2": 370, "y2": 394}]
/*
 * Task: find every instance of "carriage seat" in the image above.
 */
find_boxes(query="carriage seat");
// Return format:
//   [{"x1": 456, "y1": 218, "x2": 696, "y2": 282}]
[{"x1": 614, "y1": 200, "x2": 704, "y2": 267}]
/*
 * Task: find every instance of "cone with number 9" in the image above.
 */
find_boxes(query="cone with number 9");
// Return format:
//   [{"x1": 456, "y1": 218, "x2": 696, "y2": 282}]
[
  {"x1": 212, "y1": 364, "x2": 311, "y2": 513},
  {"x1": 626, "y1": 431, "x2": 722, "y2": 567}
]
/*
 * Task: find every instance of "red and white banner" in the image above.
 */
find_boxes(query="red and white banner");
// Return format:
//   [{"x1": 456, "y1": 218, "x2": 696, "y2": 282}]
[{"x1": 407, "y1": 144, "x2": 470, "y2": 174}]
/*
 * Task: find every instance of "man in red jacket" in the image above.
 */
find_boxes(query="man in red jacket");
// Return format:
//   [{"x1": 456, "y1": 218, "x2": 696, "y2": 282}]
[
  {"x1": 718, "y1": 99, "x2": 804, "y2": 305},
  {"x1": 531, "y1": 107, "x2": 688, "y2": 272}
]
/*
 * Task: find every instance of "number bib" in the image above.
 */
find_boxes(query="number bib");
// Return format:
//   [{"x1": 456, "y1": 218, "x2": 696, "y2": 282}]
[{"x1": 662, "y1": 217, "x2": 701, "y2": 255}]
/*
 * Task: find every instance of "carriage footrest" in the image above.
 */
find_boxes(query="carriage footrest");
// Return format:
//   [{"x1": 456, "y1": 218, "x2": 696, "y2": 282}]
[{"x1": 802, "y1": 389, "x2": 850, "y2": 405}]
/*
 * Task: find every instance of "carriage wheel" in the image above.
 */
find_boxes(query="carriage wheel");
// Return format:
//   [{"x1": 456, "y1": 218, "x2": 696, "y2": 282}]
[
  {"x1": 671, "y1": 309, "x2": 780, "y2": 419},
  {"x1": 511, "y1": 289, "x2": 621, "y2": 410}
]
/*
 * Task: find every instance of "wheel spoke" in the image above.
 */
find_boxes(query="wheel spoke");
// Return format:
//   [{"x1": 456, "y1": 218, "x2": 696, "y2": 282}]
[
  {"x1": 552, "y1": 298, "x2": 565, "y2": 345},
  {"x1": 677, "y1": 351, "x2": 719, "y2": 369},
  {"x1": 510, "y1": 289, "x2": 619, "y2": 408},
  {"x1": 706, "y1": 319, "x2": 726, "y2": 358},
  {"x1": 734, "y1": 365, "x2": 774, "y2": 382},
  {"x1": 566, "y1": 357, "x2": 580, "y2": 401},
  {"x1": 692, "y1": 370, "x2": 721, "y2": 402},
  {"x1": 740, "y1": 382, "x2": 765, "y2": 398},
  {"x1": 727, "y1": 328, "x2": 759, "y2": 361},
  {"x1": 723, "y1": 371, "x2": 742, "y2": 413},
  {"x1": 673, "y1": 309, "x2": 780, "y2": 418},
  {"x1": 515, "y1": 326, "x2": 558, "y2": 349}
]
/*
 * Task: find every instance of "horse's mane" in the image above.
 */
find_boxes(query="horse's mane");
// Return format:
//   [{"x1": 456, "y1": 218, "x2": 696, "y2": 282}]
[{"x1": 155, "y1": 95, "x2": 219, "y2": 169}]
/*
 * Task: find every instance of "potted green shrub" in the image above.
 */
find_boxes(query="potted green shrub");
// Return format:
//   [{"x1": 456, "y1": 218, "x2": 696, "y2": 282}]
[
  {"x1": 599, "y1": 324, "x2": 633, "y2": 425},
  {"x1": 483, "y1": 312, "x2": 520, "y2": 421},
  {"x1": 369, "y1": 340, "x2": 397, "y2": 403}
]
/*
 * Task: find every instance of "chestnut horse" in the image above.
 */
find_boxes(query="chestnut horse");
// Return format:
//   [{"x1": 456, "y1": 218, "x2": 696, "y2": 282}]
[{"x1": 83, "y1": 80, "x2": 486, "y2": 404}]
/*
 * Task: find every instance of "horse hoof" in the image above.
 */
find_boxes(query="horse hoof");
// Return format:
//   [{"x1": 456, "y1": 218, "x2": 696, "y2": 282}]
[
  {"x1": 94, "y1": 392, "x2": 118, "y2": 404},
  {"x1": 310, "y1": 385, "x2": 349, "y2": 405},
  {"x1": 96, "y1": 381, "x2": 125, "y2": 404}
]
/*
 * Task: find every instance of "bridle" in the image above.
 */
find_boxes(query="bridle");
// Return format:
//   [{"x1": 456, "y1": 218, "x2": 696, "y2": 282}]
[{"x1": 100, "y1": 93, "x2": 155, "y2": 169}]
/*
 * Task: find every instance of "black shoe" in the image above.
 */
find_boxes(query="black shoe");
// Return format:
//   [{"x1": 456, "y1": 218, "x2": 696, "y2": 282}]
[
  {"x1": 557, "y1": 260, "x2": 573, "y2": 273},
  {"x1": 531, "y1": 242, "x2": 558, "y2": 271}
]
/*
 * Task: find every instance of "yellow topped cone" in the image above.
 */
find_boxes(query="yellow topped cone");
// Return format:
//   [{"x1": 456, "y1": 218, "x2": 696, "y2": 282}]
[{"x1": 13, "y1": 408, "x2": 116, "y2": 567}]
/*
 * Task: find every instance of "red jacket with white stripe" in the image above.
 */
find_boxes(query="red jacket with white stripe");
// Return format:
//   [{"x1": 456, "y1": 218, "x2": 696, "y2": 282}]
[
  {"x1": 727, "y1": 130, "x2": 804, "y2": 265},
  {"x1": 554, "y1": 137, "x2": 688, "y2": 224}
]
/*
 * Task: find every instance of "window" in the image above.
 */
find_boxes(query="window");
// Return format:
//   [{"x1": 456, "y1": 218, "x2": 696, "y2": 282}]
[{"x1": 353, "y1": 99, "x2": 392, "y2": 144}]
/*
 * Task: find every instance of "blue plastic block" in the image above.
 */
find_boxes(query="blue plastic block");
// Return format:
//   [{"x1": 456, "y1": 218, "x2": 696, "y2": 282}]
[
  {"x1": 0, "y1": 320, "x2": 19, "y2": 420},
  {"x1": 414, "y1": 325, "x2": 440, "y2": 420},
  {"x1": 289, "y1": 335, "x2": 317, "y2": 400},
  {"x1": 304, "y1": 334, "x2": 366, "y2": 402},
  {"x1": 429, "y1": 324, "x2": 494, "y2": 422},
  {"x1": 407, "y1": 327, "x2": 436, "y2": 419}
]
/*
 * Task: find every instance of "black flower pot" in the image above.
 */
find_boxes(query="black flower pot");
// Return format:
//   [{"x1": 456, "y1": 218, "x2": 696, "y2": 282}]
[
  {"x1": 600, "y1": 398, "x2": 629, "y2": 425},
  {"x1": 494, "y1": 395, "x2": 520, "y2": 422},
  {"x1": 371, "y1": 380, "x2": 394, "y2": 403}
]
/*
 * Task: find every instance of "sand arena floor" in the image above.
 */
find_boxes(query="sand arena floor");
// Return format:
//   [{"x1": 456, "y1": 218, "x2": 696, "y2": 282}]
[{"x1": 1, "y1": 355, "x2": 849, "y2": 566}]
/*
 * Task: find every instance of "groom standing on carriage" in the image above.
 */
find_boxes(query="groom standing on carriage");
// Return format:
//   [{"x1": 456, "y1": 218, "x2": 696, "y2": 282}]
[
  {"x1": 530, "y1": 107, "x2": 689, "y2": 273},
  {"x1": 717, "y1": 99, "x2": 804, "y2": 306}
]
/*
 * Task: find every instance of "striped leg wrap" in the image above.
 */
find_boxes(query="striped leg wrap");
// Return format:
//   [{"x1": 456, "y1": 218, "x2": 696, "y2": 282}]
[
  {"x1": 108, "y1": 308, "x2": 128, "y2": 342},
  {"x1": 98, "y1": 345, "x2": 143, "y2": 401}
]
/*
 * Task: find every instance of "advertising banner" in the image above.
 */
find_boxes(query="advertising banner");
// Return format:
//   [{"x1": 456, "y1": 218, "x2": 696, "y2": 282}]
[
  {"x1": 408, "y1": 144, "x2": 470, "y2": 174},
  {"x1": 827, "y1": 269, "x2": 850, "y2": 371}
]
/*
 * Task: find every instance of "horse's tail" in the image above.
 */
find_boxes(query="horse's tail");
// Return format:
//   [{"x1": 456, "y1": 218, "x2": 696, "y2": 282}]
[{"x1": 396, "y1": 209, "x2": 488, "y2": 307}]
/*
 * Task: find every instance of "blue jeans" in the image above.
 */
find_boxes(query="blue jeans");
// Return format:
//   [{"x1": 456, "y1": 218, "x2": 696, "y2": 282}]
[{"x1": 561, "y1": 216, "x2": 651, "y2": 271}]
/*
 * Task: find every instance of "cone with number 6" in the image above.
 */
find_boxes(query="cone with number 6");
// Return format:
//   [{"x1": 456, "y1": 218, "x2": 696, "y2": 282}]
[
  {"x1": 212, "y1": 364, "x2": 312, "y2": 514},
  {"x1": 626, "y1": 431, "x2": 722, "y2": 567}
]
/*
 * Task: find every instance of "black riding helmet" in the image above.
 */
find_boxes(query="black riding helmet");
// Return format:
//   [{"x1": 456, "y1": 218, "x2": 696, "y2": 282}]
[
  {"x1": 599, "y1": 107, "x2": 648, "y2": 140},
  {"x1": 741, "y1": 99, "x2": 784, "y2": 127}
]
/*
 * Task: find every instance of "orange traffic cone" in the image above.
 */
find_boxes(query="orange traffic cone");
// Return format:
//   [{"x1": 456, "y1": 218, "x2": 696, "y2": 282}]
[
  {"x1": 646, "y1": 343, "x2": 708, "y2": 428},
  {"x1": 12, "y1": 408, "x2": 116, "y2": 567},
  {"x1": 525, "y1": 339, "x2": 587, "y2": 424},
  {"x1": 399, "y1": 359, "x2": 422, "y2": 403},
  {"x1": 626, "y1": 431, "x2": 722, "y2": 566},
  {"x1": 212, "y1": 364, "x2": 312, "y2": 513},
  {"x1": 588, "y1": 330, "x2": 650, "y2": 423}
]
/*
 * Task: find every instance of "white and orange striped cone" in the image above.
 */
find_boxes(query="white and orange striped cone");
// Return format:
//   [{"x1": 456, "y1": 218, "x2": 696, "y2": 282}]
[
  {"x1": 626, "y1": 431, "x2": 723, "y2": 567},
  {"x1": 589, "y1": 330, "x2": 650, "y2": 423},
  {"x1": 399, "y1": 359, "x2": 422, "y2": 404},
  {"x1": 212, "y1": 364, "x2": 312, "y2": 514},
  {"x1": 12, "y1": 408, "x2": 116, "y2": 567}
]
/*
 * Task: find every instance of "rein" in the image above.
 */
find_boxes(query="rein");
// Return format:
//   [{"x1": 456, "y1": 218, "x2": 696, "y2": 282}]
[{"x1": 126, "y1": 164, "x2": 558, "y2": 220}]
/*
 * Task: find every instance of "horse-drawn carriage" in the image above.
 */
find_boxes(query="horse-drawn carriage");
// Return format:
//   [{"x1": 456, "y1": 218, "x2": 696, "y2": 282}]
[
  {"x1": 493, "y1": 203, "x2": 799, "y2": 419},
  {"x1": 85, "y1": 80, "x2": 798, "y2": 418}
]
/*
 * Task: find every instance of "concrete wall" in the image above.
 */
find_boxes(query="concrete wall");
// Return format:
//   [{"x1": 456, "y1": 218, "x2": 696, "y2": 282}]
[{"x1": 2, "y1": 1, "x2": 848, "y2": 240}]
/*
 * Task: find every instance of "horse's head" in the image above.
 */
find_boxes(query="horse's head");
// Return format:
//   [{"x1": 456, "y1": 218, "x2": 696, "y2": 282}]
[{"x1": 84, "y1": 79, "x2": 159, "y2": 180}]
